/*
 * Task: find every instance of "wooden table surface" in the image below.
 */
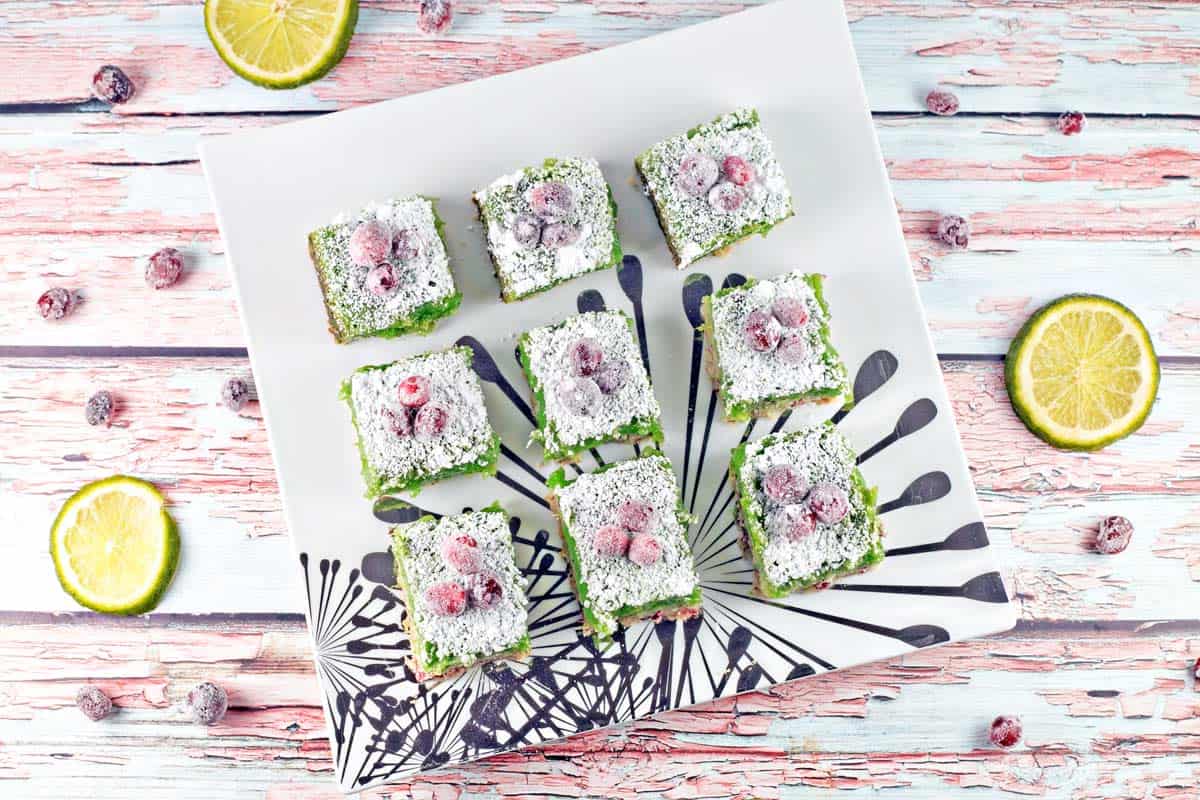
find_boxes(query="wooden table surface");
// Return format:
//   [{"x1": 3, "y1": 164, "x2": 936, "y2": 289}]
[{"x1": 2, "y1": 1, "x2": 1198, "y2": 797}]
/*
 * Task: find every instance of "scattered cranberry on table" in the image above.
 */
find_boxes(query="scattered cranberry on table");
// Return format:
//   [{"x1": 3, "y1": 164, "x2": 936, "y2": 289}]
[
  {"x1": 144, "y1": 247, "x2": 184, "y2": 289},
  {"x1": 424, "y1": 581, "x2": 467, "y2": 616},
  {"x1": 1056, "y1": 110, "x2": 1086, "y2": 136},
  {"x1": 37, "y1": 287, "x2": 77, "y2": 321},
  {"x1": 627, "y1": 533, "x2": 662, "y2": 566},
  {"x1": 85, "y1": 390, "x2": 115, "y2": 427},
  {"x1": 91, "y1": 65, "x2": 135, "y2": 105},
  {"x1": 593, "y1": 524, "x2": 631, "y2": 558},
  {"x1": 220, "y1": 377, "x2": 251, "y2": 412},
  {"x1": 925, "y1": 88, "x2": 960, "y2": 116},
  {"x1": 187, "y1": 681, "x2": 228, "y2": 726},
  {"x1": 1095, "y1": 515, "x2": 1133, "y2": 554},
  {"x1": 988, "y1": 714, "x2": 1023, "y2": 748},
  {"x1": 936, "y1": 214, "x2": 970, "y2": 249},
  {"x1": 417, "y1": 0, "x2": 454, "y2": 35},
  {"x1": 76, "y1": 685, "x2": 113, "y2": 722}
]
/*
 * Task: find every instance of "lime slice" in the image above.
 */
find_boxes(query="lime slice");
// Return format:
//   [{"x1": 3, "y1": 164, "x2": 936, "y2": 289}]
[
  {"x1": 204, "y1": 0, "x2": 358, "y2": 90},
  {"x1": 50, "y1": 476, "x2": 179, "y2": 615},
  {"x1": 1006, "y1": 294, "x2": 1159, "y2": 451}
]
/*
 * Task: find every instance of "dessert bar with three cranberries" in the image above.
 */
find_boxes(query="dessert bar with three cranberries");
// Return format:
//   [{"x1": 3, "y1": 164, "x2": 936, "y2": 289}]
[
  {"x1": 517, "y1": 310, "x2": 663, "y2": 463},
  {"x1": 702, "y1": 269, "x2": 849, "y2": 421},
  {"x1": 391, "y1": 504, "x2": 530, "y2": 680},
  {"x1": 308, "y1": 196, "x2": 461, "y2": 342},
  {"x1": 548, "y1": 452, "x2": 701, "y2": 641},
  {"x1": 340, "y1": 346, "x2": 500, "y2": 497},
  {"x1": 730, "y1": 421, "x2": 884, "y2": 598}
]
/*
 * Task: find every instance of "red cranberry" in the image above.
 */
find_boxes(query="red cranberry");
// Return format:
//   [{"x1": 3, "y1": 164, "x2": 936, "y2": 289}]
[
  {"x1": 384, "y1": 408, "x2": 413, "y2": 438},
  {"x1": 85, "y1": 390, "x2": 114, "y2": 427},
  {"x1": 414, "y1": 402, "x2": 450, "y2": 437},
  {"x1": 743, "y1": 309, "x2": 782, "y2": 352},
  {"x1": 396, "y1": 375, "x2": 431, "y2": 407},
  {"x1": 989, "y1": 715, "x2": 1023, "y2": 748},
  {"x1": 936, "y1": 214, "x2": 970, "y2": 249},
  {"x1": 348, "y1": 220, "x2": 392, "y2": 267},
  {"x1": 569, "y1": 338, "x2": 604, "y2": 377},
  {"x1": 511, "y1": 213, "x2": 543, "y2": 247},
  {"x1": 768, "y1": 504, "x2": 817, "y2": 542},
  {"x1": 707, "y1": 182, "x2": 745, "y2": 214},
  {"x1": 1056, "y1": 111, "x2": 1085, "y2": 136},
  {"x1": 627, "y1": 534, "x2": 662, "y2": 566},
  {"x1": 1096, "y1": 515, "x2": 1133, "y2": 554},
  {"x1": 807, "y1": 483, "x2": 849, "y2": 524},
  {"x1": 417, "y1": 0, "x2": 454, "y2": 35},
  {"x1": 441, "y1": 534, "x2": 483, "y2": 574},
  {"x1": 556, "y1": 376, "x2": 601, "y2": 416},
  {"x1": 762, "y1": 464, "x2": 808, "y2": 504},
  {"x1": 366, "y1": 263, "x2": 399, "y2": 297},
  {"x1": 776, "y1": 335, "x2": 810, "y2": 365},
  {"x1": 539, "y1": 222, "x2": 582, "y2": 249},
  {"x1": 423, "y1": 581, "x2": 466, "y2": 616},
  {"x1": 391, "y1": 228, "x2": 421, "y2": 263},
  {"x1": 221, "y1": 377, "x2": 250, "y2": 411},
  {"x1": 145, "y1": 247, "x2": 184, "y2": 289},
  {"x1": 528, "y1": 181, "x2": 574, "y2": 220},
  {"x1": 37, "y1": 287, "x2": 77, "y2": 321},
  {"x1": 187, "y1": 681, "x2": 228, "y2": 726},
  {"x1": 593, "y1": 359, "x2": 629, "y2": 395},
  {"x1": 593, "y1": 524, "x2": 631, "y2": 558},
  {"x1": 1193, "y1": 656, "x2": 1200, "y2": 684},
  {"x1": 466, "y1": 572, "x2": 503, "y2": 609},
  {"x1": 76, "y1": 685, "x2": 112, "y2": 722},
  {"x1": 615, "y1": 500, "x2": 654, "y2": 533},
  {"x1": 91, "y1": 65, "x2": 134, "y2": 104},
  {"x1": 675, "y1": 152, "x2": 719, "y2": 197},
  {"x1": 925, "y1": 89, "x2": 960, "y2": 116},
  {"x1": 771, "y1": 297, "x2": 809, "y2": 328},
  {"x1": 721, "y1": 155, "x2": 755, "y2": 186}
]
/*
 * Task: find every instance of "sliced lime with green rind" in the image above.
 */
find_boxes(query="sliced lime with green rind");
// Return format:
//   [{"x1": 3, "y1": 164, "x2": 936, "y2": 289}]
[
  {"x1": 50, "y1": 476, "x2": 179, "y2": 615},
  {"x1": 1005, "y1": 294, "x2": 1159, "y2": 451},
  {"x1": 204, "y1": 0, "x2": 358, "y2": 90}
]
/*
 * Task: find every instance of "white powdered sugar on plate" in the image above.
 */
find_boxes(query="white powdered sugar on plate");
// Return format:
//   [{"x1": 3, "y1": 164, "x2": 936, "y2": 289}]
[
  {"x1": 396, "y1": 510, "x2": 528, "y2": 663},
  {"x1": 554, "y1": 455, "x2": 698, "y2": 633}
]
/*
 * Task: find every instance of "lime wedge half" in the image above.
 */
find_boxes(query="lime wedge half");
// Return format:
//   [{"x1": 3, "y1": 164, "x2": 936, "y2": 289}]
[
  {"x1": 204, "y1": 0, "x2": 358, "y2": 90},
  {"x1": 50, "y1": 476, "x2": 179, "y2": 615},
  {"x1": 1005, "y1": 294, "x2": 1159, "y2": 451}
]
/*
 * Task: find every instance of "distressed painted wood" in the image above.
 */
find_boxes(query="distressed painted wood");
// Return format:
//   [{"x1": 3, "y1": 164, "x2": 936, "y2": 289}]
[{"x1": 3, "y1": 114, "x2": 1198, "y2": 354}]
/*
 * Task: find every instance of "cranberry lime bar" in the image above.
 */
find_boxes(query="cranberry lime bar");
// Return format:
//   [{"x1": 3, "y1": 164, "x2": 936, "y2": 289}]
[
  {"x1": 473, "y1": 158, "x2": 622, "y2": 302},
  {"x1": 392, "y1": 504, "x2": 531, "y2": 681},
  {"x1": 308, "y1": 196, "x2": 461, "y2": 343},
  {"x1": 635, "y1": 108, "x2": 793, "y2": 268},
  {"x1": 340, "y1": 346, "x2": 500, "y2": 497},
  {"x1": 548, "y1": 452, "x2": 701, "y2": 641},
  {"x1": 517, "y1": 310, "x2": 663, "y2": 463},
  {"x1": 702, "y1": 270, "x2": 849, "y2": 422},
  {"x1": 730, "y1": 422, "x2": 884, "y2": 599}
]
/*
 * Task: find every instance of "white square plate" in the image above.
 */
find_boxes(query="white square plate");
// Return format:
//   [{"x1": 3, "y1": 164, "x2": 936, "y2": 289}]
[{"x1": 201, "y1": 0, "x2": 1016, "y2": 791}]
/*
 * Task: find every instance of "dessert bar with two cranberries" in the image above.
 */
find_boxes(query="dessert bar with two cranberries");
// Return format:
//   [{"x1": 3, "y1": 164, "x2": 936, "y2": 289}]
[
  {"x1": 340, "y1": 346, "x2": 500, "y2": 497},
  {"x1": 391, "y1": 504, "x2": 530, "y2": 680}
]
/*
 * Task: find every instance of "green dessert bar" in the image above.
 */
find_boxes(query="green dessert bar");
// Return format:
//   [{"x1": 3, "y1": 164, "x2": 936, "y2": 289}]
[
  {"x1": 473, "y1": 157, "x2": 622, "y2": 302},
  {"x1": 635, "y1": 108, "x2": 793, "y2": 268},
  {"x1": 517, "y1": 310, "x2": 663, "y2": 463},
  {"x1": 702, "y1": 270, "x2": 850, "y2": 422},
  {"x1": 391, "y1": 504, "x2": 531, "y2": 681},
  {"x1": 730, "y1": 422, "x2": 884, "y2": 599},
  {"x1": 340, "y1": 346, "x2": 500, "y2": 497},
  {"x1": 548, "y1": 452, "x2": 701, "y2": 642},
  {"x1": 308, "y1": 195, "x2": 462, "y2": 343}
]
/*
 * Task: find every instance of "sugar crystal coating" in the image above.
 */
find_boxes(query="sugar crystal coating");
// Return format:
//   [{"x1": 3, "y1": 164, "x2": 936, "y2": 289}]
[
  {"x1": 743, "y1": 308, "x2": 782, "y2": 352},
  {"x1": 721, "y1": 155, "x2": 755, "y2": 186},
  {"x1": 512, "y1": 213, "x2": 543, "y2": 248},
  {"x1": 772, "y1": 296, "x2": 809, "y2": 328},
  {"x1": 349, "y1": 219, "x2": 392, "y2": 267},
  {"x1": 615, "y1": 500, "x2": 654, "y2": 533},
  {"x1": 76, "y1": 685, "x2": 112, "y2": 721},
  {"x1": 187, "y1": 681, "x2": 228, "y2": 725},
  {"x1": 391, "y1": 228, "x2": 421, "y2": 263},
  {"x1": 366, "y1": 263, "x2": 399, "y2": 297},
  {"x1": 807, "y1": 482, "x2": 849, "y2": 524},
  {"x1": 569, "y1": 338, "x2": 604, "y2": 377},
  {"x1": 145, "y1": 247, "x2": 184, "y2": 289},
  {"x1": 627, "y1": 533, "x2": 663, "y2": 566},
  {"x1": 675, "y1": 153, "x2": 719, "y2": 197},
  {"x1": 593, "y1": 524, "x2": 631, "y2": 558},
  {"x1": 763, "y1": 463, "x2": 807, "y2": 504},
  {"x1": 424, "y1": 581, "x2": 467, "y2": 616},
  {"x1": 397, "y1": 375, "x2": 431, "y2": 407},
  {"x1": 92, "y1": 65, "x2": 134, "y2": 104},
  {"x1": 593, "y1": 359, "x2": 629, "y2": 395},
  {"x1": 441, "y1": 533, "x2": 483, "y2": 574},
  {"x1": 466, "y1": 572, "x2": 504, "y2": 609},
  {"x1": 414, "y1": 402, "x2": 450, "y2": 437},
  {"x1": 989, "y1": 715, "x2": 1023, "y2": 748}
]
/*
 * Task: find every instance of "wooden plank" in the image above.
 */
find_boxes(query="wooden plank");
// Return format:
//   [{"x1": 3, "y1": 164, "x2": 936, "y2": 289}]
[
  {"x1": 2, "y1": 356, "x2": 1196, "y2": 618},
  {"x1": 3, "y1": 114, "x2": 1198, "y2": 354},
  {"x1": 0, "y1": 616, "x2": 1197, "y2": 797},
  {"x1": 2, "y1": 1, "x2": 1200, "y2": 114}
]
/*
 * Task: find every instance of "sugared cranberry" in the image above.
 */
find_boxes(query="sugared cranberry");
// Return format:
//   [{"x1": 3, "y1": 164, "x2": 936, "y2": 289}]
[
  {"x1": 91, "y1": 65, "x2": 134, "y2": 104},
  {"x1": 466, "y1": 572, "x2": 503, "y2": 609},
  {"x1": 707, "y1": 182, "x2": 745, "y2": 214},
  {"x1": 391, "y1": 228, "x2": 421, "y2": 263},
  {"x1": 627, "y1": 534, "x2": 662, "y2": 566},
  {"x1": 762, "y1": 464, "x2": 808, "y2": 504},
  {"x1": 528, "y1": 181, "x2": 574, "y2": 220},
  {"x1": 441, "y1": 534, "x2": 482, "y2": 574},
  {"x1": 349, "y1": 220, "x2": 392, "y2": 267},
  {"x1": 925, "y1": 89, "x2": 960, "y2": 116},
  {"x1": 423, "y1": 581, "x2": 466, "y2": 616},
  {"x1": 771, "y1": 297, "x2": 809, "y2": 328},
  {"x1": 221, "y1": 377, "x2": 250, "y2": 411},
  {"x1": 743, "y1": 308, "x2": 782, "y2": 352},
  {"x1": 776, "y1": 335, "x2": 810, "y2": 365},
  {"x1": 569, "y1": 338, "x2": 604, "y2": 377},
  {"x1": 1056, "y1": 110, "x2": 1085, "y2": 136},
  {"x1": 936, "y1": 214, "x2": 970, "y2": 249},
  {"x1": 989, "y1": 715, "x2": 1023, "y2": 748},
  {"x1": 593, "y1": 359, "x2": 628, "y2": 395},
  {"x1": 1096, "y1": 515, "x2": 1133, "y2": 554},
  {"x1": 512, "y1": 213, "x2": 543, "y2": 247},
  {"x1": 85, "y1": 390, "x2": 114, "y2": 427},
  {"x1": 397, "y1": 375, "x2": 431, "y2": 407},
  {"x1": 366, "y1": 263, "x2": 399, "y2": 296},
  {"x1": 556, "y1": 376, "x2": 601, "y2": 416},
  {"x1": 37, "y1": 287, "x2": 77, "y2": 321},
  {"x1": 675, "y1": 152, "x2": 719, "y2": 197},
  {"x1": 768, "y1": 504, "x2": 817, "y2": 542},
  {"x1": 593, "y1": 524, "x2": 631, "y2": 558},
  {"x1": 1193, "y1": 657, "x2": 1200, "y2": 684},
  {"x1": 417, "y1": 0, "x2": 454, "y2": 35},
  {"x1": 76, "y1": 685, "x2": 112, "y2": 722},
  {"x1": 384, "y1": 408, "x2": 412, "y2": 438},
  {"x1": 615, "y1": 500, "x2": 654, "y2": 533},
  {"x1": 721, "y1": 155, "x2": 755, "y2": 186},
  {"x1": 539, "y1": 222, "x2": 581, "y2": 249},
  {"x1": 145, "y1": 247, "x2": 184, "y2": 289},
  {"x1": 807, "y1": 483, "x2": 849, "y2": 524},
  {"x1": 414, "y1": 402, "x2": 450, "y2": 437},
  {"x1": 187, "y1": 682, "x2": 228, "y2": 726}
]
